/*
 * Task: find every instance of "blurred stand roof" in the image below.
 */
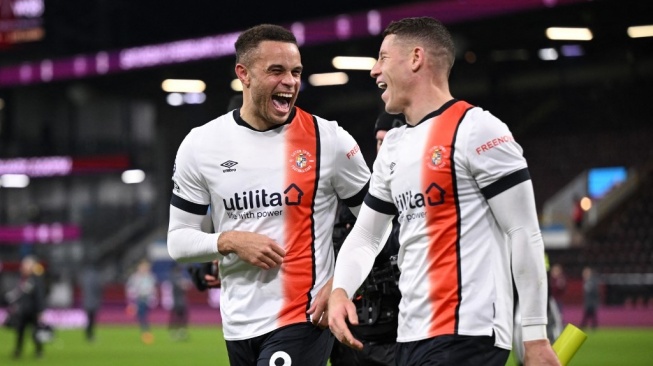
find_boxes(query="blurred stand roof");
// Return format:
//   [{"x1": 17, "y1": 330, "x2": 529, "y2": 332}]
[
  {"x1": 1, "y1": 0, "x2": 651, "y2": 126},
  {"x1": 1, "y1": 0, "x2": 651, "y2": 72}
]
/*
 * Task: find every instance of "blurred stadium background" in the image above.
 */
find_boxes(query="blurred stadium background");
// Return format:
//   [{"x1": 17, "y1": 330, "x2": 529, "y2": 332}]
[{"x1": 0, "y1": 0, "x2": 652, "y2": 362}]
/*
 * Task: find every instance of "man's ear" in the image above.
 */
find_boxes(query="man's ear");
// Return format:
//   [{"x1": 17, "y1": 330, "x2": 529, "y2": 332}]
[
  {"x1": 411, "y1": 47, "x2": 424, "y2": 72},
  {"x1": 235, "y1": 64, "x2": 249, "y2": 88}
]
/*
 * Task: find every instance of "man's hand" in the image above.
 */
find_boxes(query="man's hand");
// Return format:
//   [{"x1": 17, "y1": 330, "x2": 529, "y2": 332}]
[
  {"x1": 218, "y1": 231, "x2": 285, "y2": 269},
  {"x1": 307, "y1": 277, "x2": 333, "y2": 328},
  {"x1": 524, "y1": 339, "x2": 562, "y2": 366},
  {"x1": 188, "y1": 261, "x2": 221, "y2": 291},
  {"x1": 328, "y1": 288, "x2": 363, "y2": 351},
  {"x1": 203, "y1": 260, "x2": 221, "y2": 288}
]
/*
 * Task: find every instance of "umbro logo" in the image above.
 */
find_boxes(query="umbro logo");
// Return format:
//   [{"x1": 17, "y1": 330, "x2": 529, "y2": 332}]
[
  {"x1": 221, "y1": 160, "x2": 238, "y2": 168},
  {"x1": 221, "y1": 160, "x2": 238, "y2": 173},
  {"x1": 390, "y1": 162, "x2": 396, "y2": 175}
]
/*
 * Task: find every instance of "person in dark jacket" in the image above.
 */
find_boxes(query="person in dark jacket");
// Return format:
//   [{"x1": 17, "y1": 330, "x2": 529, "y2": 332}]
[
  {"x1": 581, "y1": 266, "x2": 600, "y2": 330},
  {"x1": 81, "y1": 264, "x2": 103, "y2": 342},
  {"x1": 5, "y1": 255, "x2": 47, "y2": 358},
  {"x1": 168, "y1": 263, "x2": 191, "y2": 341}
]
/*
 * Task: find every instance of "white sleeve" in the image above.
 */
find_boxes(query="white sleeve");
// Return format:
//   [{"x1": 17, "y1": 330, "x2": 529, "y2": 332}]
[
  {"x1": 465, "y1": 109, "x2": 526, "y2": 187},
  {"x1": 332, "y1": 203, "x2": 394, "y2": 298},
  {"x1": 342, "y1": 203, "x2": 393, "y2": 256},
  {"x1": 167, "y1": 129, "x2": 221, "y2": 263},
  {"x1": 487, "y1": 180, "x2": 548, "y2": 340},
  {"x1": 464, "y1": 108, "x2": 547, "y2": 340},
  {"x1": 171, "y1": 130, "x2": 211, "y2": 205},
  {"x1": 332, "y1": 124, "x2": 371, "y2": 204},
  {"x1": 167, "y1": 205, "x2": 222, "y2": 263}
]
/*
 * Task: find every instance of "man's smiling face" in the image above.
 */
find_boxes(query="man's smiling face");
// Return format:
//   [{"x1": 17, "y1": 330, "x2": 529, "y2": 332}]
[{"x1": 243, "y1": 40, "x2": 302, "y2": 130}]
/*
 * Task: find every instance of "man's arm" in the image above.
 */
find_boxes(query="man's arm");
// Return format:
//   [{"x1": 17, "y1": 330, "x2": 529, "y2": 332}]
[
  {"x1": 487, "y1": 180, "x2": 547, "y2": 336},
  {"x1": 168, "y1": 205, "x2": 222, "y2": 263},
  {"x1": 487, "y1": 180, "x2": 561, "y2": 365},
  {"x1": 342, "y1": 203, "x2": 394, "y2": 255},
  {"x1": 168, "y1": 205, "x2": 286, "y2": 269}
]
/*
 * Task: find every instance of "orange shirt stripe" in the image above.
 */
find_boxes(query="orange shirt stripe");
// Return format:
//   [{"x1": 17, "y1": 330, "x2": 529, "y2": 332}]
[
  {"x1": 423, "y1": 101, "x2": 473, "y2": 336},
  {"x1": 279, "y1": 108, "x2": 319, "y2": 325}
]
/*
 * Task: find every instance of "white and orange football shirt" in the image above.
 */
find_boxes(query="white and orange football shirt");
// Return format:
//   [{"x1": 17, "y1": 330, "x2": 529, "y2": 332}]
[
  {"x1": 170, "y1": 107, "x2": 370, "y2": 340},
  {"x1": 366, "y1": 99, "x2": 529, "y2": 347}
]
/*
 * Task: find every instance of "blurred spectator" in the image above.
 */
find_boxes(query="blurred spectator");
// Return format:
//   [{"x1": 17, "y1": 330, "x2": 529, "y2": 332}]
[
  {"x1": 80, "y1": 264, "x2": 103, "y2": 342},
  {"x1": 581, "y1": 266, "x2": 600, "y2": 330},
  {"x1": 572, "y1": 195, "x2": 584, "y2": 230},
  {"x1": 168, "y1": 263, "x2": 191, "y2": 341},
  {"x1": 549, "y1": 263, "x2": 567, "y2": 316},
  {"x1": 4, "y1": 255, "x2": 47, "y2": 358},
  {"x1": 571, "y1": 195, "x2": 585, "y2": 246},
  {"x1": 125, "y1": 259, "x2": 158, "y2": 344}
]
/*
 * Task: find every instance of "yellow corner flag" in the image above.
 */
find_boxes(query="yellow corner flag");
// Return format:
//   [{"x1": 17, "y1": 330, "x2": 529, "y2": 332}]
[{"x1": 552, "y1": 323, "x2": 588, "y2": 365}]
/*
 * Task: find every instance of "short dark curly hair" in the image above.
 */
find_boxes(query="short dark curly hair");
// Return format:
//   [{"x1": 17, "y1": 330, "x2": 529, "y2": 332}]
[{"x1": 235, "y1": 24, "x2": 298, "y2": 66}]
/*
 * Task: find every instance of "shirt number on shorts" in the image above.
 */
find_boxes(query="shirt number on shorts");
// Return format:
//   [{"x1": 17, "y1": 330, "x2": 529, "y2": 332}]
[{"x1": 269, "y1": 351, "x2": 291, "y2": 366}]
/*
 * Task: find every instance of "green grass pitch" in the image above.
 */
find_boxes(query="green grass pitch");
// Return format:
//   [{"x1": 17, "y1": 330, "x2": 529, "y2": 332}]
[{"x1": 2, "y1": 326, "x2": 652, "y2": 365}]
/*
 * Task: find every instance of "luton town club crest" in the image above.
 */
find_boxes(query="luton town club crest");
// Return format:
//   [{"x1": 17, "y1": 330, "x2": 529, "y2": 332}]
[
  {"x1": 289, "y1": 149, "x2": 314, "y2": 173},
  {"x1": 427, "y1": 145, "x2": 448, "y2": 170}
]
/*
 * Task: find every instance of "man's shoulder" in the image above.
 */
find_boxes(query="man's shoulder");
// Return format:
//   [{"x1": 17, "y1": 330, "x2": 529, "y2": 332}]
[
  {"x1": 295, "y1": 109, "x2": 355, "y2": 143},
  {"x1": 384, "y1": 125, "x2": 405, "y2": 141},
  {"x1": 295, "y1": 107, "x2": 338, "y2": 128},
  {"x1": 461, "y1": 104, "x2": 502, "y2": 124},
  {"x1": 184, "y1": 113, "x2": 234, "y2": 139},
  {"x1": 198, "y1": 112, "x2": 233, "y2": 130}
]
